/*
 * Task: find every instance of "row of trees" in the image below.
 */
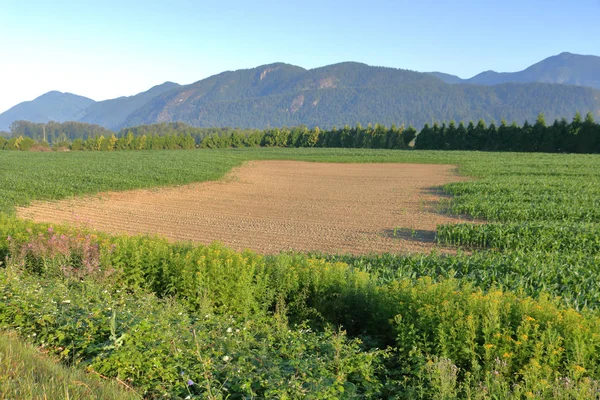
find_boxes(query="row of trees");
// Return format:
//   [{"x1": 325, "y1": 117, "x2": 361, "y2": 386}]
[
  {"x1": 200, "y1": 124, "x2": 417, "y2": 150},
  {"x1": 8, "y1": 120, "x2": 113, "y2": 144},
  {"x1": 2, "y1": 123, "x2": 417, "y2": 151},
  {"x1": 0, "y1": 133, "x2": 196, "y2": 151},
  {"x1": 117, "y1": 123, "x2": 257, "y2": 145},
  {"x1": 6, "y1": 120, "x2": 258, "y2": 147},
  {"x1": 415, "y1": 112, "x2": 600, "y2": 153},
  {"x1": 71, "y1": 133, "x2": 196, "y2": 151},
  {"x1": 3, "y1": 113, "x2": 599, "y2": 153}
]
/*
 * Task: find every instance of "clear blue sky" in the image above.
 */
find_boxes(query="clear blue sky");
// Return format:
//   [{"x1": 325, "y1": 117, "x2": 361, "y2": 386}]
[{"x1": 1, "y1": 0, "x2": 599, "y2": 113}]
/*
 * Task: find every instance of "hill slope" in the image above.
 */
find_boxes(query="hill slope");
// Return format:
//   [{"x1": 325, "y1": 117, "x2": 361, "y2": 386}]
[
  {"x1": 78, "y1": 82, "x2": 180, "y2": 130},
  {"x1": 123, "y1": 62, "x2": 600, "y2": 129},
  {"x1": 0, "y1": 92, "x2": 95, "y2": 131}
]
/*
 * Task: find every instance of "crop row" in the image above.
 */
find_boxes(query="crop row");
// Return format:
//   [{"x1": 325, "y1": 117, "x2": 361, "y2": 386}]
[
  {"x1": 327, "y1": 250, "x2": 600, "y2": 311},
  {"x1": 436, "y1": 222, "x2": 600, "y2": 253}
]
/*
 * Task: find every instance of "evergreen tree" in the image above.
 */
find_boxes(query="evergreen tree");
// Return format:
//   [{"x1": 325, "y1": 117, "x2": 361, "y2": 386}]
[
  {"x1": 402, "y1": 125, "x2": 417, "y2": 147},
  {"x1": 576, "y1": 112, "x2": 597, "y2": 153}
]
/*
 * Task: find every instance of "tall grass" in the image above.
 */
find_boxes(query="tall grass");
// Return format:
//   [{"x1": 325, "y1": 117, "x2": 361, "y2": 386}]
[{"x1": 0, "y1": 331, "x2": 140, "y2": 400}]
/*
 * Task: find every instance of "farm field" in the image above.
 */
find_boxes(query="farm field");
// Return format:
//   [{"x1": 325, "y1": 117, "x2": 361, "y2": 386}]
[
  {"x1": 1, "y1": 148, "x2": 600, "y2": 399},
  {"x1": 17, "y1": 160, "x2": 467, "y2": 254}
]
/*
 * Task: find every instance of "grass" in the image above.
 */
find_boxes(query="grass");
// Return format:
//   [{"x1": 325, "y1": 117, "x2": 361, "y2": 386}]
[
  {"x1": 0, "y1": 331, "x2": 140, "y2": 400},
  {"x1": 0, "y1": 150, "x2": 240, "y2": 214}
]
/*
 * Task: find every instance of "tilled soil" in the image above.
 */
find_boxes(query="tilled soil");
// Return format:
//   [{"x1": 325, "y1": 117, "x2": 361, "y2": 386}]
[{"x1": 17, "y1": 161, "x2": 470, "y2": 254}]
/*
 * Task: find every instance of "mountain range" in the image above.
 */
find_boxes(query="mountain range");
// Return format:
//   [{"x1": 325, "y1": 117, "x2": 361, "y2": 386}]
[
  {"x1": 1, "y1": 52, "x2": 599, "y2": 132},
  {"x1": 428, "y1": 52, "x2": 600, "y2": 88}
]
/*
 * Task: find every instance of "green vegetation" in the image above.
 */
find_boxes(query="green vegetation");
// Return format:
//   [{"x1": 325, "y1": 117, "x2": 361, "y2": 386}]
[
  {"x1": 201, "y1": 112, "x2": 600, "y2": 153},
  {"x1": 0, "y1": 330, "x2": 140, "y2": 400},
  {"x1": 9, "y1": 120, "x2": 114, "y2": 145},
  {"x1": 416, "y1": 112, "x2": 600, "y2": 153},
  {"x1": 7, "y1": 120, "x2": 256, "y2": 148},
  {"x1": 1, "y1": 148, "x2": 600, "y2": 398},
  {"x1": 5, "y1": 111, "x2": 599, "y2": 153},
  {"x1": 3, "y1": 219, "x2": 600, "y2": 398},
  {"x1": 0, "y1": 150, "x2": 240, "y2": 214}
]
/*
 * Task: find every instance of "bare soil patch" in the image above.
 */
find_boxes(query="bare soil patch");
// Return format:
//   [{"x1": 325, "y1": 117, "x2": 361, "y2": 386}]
[{"x1": 17, "y1": 161, "x2": 470, "y2": 254}]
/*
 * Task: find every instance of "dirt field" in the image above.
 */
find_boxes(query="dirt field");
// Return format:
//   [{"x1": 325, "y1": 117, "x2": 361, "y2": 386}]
[{"x1": 17, "y1": 161, "x2": 470, "y2": 254}]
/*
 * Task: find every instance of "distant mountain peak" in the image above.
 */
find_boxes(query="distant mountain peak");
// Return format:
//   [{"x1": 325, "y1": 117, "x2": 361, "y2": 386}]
[
  {"x1": 0, "y1": 92, "x2": 95, "y2": 130},
  {"x1": 431, "y1": 52, "x2": 600, "y2": 89},
  {"x1": 41, "y1": 90, "x2": 63, "y2": 96},
  {"x1": 256, "y1": 62, "x2": 301, "y2": 69},
  {"x1": 324, "y1": 61, "x2": 370, "y2": 68}
]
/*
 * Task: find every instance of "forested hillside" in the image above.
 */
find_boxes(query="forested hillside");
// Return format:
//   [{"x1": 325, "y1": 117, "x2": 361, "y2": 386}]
[
  {"x1": 78, "y1": 82, "x2": 180, "y2": 129},
  {"x1": 2, "y1": 56, "x2": 599, "y2": 131},
  {"x1": 122, "y1": 63, "x2": 600, "y2": 129}
]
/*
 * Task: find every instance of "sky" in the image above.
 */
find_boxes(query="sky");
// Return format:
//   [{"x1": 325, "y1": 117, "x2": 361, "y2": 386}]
[{"x1": 0, "y1": 0, "x2": 599, "y2": 113}]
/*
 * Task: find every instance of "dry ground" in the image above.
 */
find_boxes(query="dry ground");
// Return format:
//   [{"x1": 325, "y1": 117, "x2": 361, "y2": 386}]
[{"x1": 17, "y1": 161, "x2": 470, "y2": 254}]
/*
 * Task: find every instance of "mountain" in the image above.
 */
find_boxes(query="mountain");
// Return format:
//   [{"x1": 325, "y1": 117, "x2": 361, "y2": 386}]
[
  {"x1": 430, "y1": 52, "x2": 600, "y2": 89},
  {"x1": 78, "y1": 82, "x2": 180, "y2": 130},
  {"x1": 123, "y1": 62, "x2": 443, "y2": 128},
  {"x1": 0, "y1": 91, "x2": 95, "y2": 131},
  {"x1": 122, "y1": 61, "x2": 600, "y2": 129},
  {"x1": 1, "y1": 54, "x2": 599, "y2": 132}
]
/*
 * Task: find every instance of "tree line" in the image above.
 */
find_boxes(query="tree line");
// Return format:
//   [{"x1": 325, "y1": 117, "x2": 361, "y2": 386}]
[
  {"x1": 199, "y1": 124, "x2": 417, "y2": 150},
  {"x1": 414, "y1": 112, "x2": 600, "y2": 153},
  {"x1": 0, "y1": 130, "x2": 197, "y2": 151},
  {"x1": 1, "y1": 112, "x2": 599, "y2": 153},
  {"x1": 198, "y1": 113, "x2": 600, "y2": 153},
  {"x1": 1, "y1": 121, "x2": 257, "y2": 151}
]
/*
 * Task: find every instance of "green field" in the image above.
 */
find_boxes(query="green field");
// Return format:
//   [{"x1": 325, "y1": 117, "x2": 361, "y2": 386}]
[{"x1": 1, "y1": 148, "x2": 600, "y2": 399}]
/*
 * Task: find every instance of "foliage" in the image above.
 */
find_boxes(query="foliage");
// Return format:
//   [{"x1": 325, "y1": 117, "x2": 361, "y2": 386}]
[
  {"x1": 437, "y1": 222, "x2": 600, "y2": 253},
  {"x1": 415, "y1": 112, "x2": 600, "y2": 153},
  {"x1": 2, "y1": 224, "x2": 600, "y2": 398},
  {"x1": 1, "y1": 253, "x2": 384, "y2": 398},
  {"x1": 5, "y1": 113, "x2": 599, "y2": 154},
  {"x1": 2, "y1": 148, "x2": 600, "y2": 398},
  {"x1": 9, "y1": 120, "x2": 114, "y2": 144},
  {"x1": 200, "y1": 123, "x2": 411, "y2": 150}
]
